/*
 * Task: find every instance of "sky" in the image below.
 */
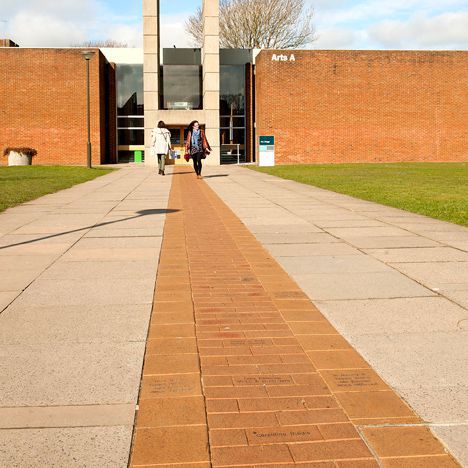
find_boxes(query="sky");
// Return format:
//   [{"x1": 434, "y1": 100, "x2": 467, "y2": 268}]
[{"x1": 1, "y1": 0, "x2": 467, "y2": 50}]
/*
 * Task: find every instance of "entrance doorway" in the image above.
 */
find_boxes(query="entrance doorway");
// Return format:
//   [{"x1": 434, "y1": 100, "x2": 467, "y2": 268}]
[{"x1": 167, "y1": 126, "x2": 190, "y2": 165}]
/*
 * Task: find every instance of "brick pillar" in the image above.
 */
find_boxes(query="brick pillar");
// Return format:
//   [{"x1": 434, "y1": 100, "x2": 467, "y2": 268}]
[
  {"x1": 143, "y1": 0, "x2": 160, "y2": 166},
  {"x1": 202, "y1": 0, "x2": 220, "y2": 165}
]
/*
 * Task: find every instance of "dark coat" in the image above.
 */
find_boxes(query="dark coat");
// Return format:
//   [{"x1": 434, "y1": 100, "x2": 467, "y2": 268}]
[{"x1": 185, "y1": 129, "x2": 211, "y2": 155}]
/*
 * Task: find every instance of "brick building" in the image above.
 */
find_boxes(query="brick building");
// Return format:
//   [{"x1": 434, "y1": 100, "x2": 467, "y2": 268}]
[
  {"x1": 1, "y1": 39, "x2": 467, "y2": 166},
  {"x1": 255, "y1": 50, "x2": 468, "y2": 164},
  {"x1": 0, "y1": 47, "x2": 116, "y2": 166}
]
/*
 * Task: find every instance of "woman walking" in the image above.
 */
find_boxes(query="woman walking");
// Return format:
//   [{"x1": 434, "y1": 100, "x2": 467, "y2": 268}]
[
  {"x1": 151, "y1": 121, "x2": 172, "y2": 176},
  {"x1": 185, "y1": 120, "x2": 211, "y2": 179}
]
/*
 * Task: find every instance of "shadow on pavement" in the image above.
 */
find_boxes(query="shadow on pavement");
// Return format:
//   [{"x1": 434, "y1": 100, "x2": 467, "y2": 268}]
[{"x1": 0, "y1": 208, "x2": 179, "y2": 250}]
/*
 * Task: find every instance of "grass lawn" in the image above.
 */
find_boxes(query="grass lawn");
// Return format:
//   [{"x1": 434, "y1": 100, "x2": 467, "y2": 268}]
[
  {"x1": 250, "y1": 163, "x2": 468, "y2": 226},
  {"x1": 0, "y1": 166, "x2": 115, "y2": 213}
]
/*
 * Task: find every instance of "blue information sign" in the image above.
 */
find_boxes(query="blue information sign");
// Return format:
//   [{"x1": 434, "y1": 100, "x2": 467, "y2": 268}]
[
  {"x1": 259, "y1": 135, "x2": 275, "y2": 166},
  {"x1": 259, "y1": 136, "x2": 275, "y2": 145}
]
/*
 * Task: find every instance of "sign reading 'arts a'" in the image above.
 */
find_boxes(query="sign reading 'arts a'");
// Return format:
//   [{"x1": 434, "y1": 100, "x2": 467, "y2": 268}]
[{"x1": 271, "y1": 53, "x2": 296, "y2": 62}]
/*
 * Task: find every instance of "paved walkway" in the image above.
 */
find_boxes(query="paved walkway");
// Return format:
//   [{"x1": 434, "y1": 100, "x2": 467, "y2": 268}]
[
  {"x1": 202, "y1": 165, "x2": 468, "y2": 466},
  {"x1": 130, "y1": 166, "x2": 463, "y2": 467},
  {"x1": 0, "y1": 165, "x2": 172, "y2": 466},
  {"x1": 0, "y1": 164, "x2": 466, "y2": 466}
]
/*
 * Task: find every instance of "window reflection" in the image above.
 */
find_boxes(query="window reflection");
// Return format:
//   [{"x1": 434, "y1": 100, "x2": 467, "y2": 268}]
[
  {"x1": 161, "y1": 65, "x2": 203, "y2": 110},
  {"x1": 220, "y1": 65, "x2": 246, "y2": 163},
  {"x1": 116, "y1": 65, "x2": 144, "y2": 115}
]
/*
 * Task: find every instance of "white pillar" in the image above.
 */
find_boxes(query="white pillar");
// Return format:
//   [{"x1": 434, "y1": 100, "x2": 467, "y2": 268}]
[
  {"x1": 202, "y1": 0, "x2": 220, "y2": 165},
  {"x1": 143, "y1": 0, "x2": 159, "y2": 166}
]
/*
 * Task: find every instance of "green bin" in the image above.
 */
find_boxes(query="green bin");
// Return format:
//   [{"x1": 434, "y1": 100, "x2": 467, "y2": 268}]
[{"x1": 134, "y1": 150, "x2": 143, "y2": 163}]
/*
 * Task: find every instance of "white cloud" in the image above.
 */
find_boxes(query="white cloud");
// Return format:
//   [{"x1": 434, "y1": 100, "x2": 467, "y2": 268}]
[
  {"x1": 7, "y1": 12, "x2": 86, "y2": 47},
  {"x1": 368, "y1": 12, "x2": 468, "y2": 49},
  {"x1": 312, "y1": 27, "x2": 359, "y2": 49},
  {"x1": 2, "y1": 0, "x2": 143, "y2": 47},
  {"x1": 160, "y1": 14, "x2": 193, "y2": 48}
]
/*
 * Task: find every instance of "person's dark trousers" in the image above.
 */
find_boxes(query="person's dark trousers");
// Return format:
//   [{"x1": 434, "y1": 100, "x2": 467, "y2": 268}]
[{"x1": 192, "y1": 152, "x2": 204, "y2": 175}]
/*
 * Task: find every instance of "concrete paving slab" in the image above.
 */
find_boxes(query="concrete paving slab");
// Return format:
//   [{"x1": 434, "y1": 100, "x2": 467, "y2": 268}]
[
  {"x1": 254, "y1": 232, "x2": 340, "y2": 244},
  {"x1": 71, "y1": 236, "x2": 161, "y2": 249},
  {"x1": 391, "y1": 262, "x2": 468, "y2": 288},
  {"x1": 295, "y1": 271, "x2": 435, "y2": 300},
  {"x1": 397, "y1": 385, "x2": 468, "y2": 424},
  {"x1": 0, "y1": 426, "x2": 132, "y2": 468},
  {"x1": 0, "y1": 270, "x2": 40, "y2": 292},
  {"x1": 90, "y1": 218, "x2": 166, "y2": 231},
  {"x1": 347, "y1": 332, "x2": 468, "y2": 390},
  {"x1": 425, "y1": 231, "x2": 468, "y2": 243},
  {"x1": 313, "y1": 219, "x2": 388, "y2": 228},
  {"x1": 39, "y1": 260, "x2": 156, "y2": 280},
  {"x1": 432, "y1": 425, "x2": 468, "y2": 466},
  {"x1": 326, "y1": 226, "x2": 412, "y2": 238},
  {"x1": 315, "y1": 297, "x2": 468, "y2": 335},
  {"x1": 341, "y1": 235, "x2": 441, "y2": 248},
  {"x1": 364, "y1": 247, "x2": 468, "y2": 263},
  {"x1": 60, "y1": 247, "x2": 160, "y2": 262},
  {"x1": 0, "y1": 291, "x2": 20, "y2": 312},
  {"x1": 277, "y1": 255, "x2": 392, "y2": 275},
  {"x1": 0, "y1": 304, "x2": 151, "y2": 344},
  {"x1": 0, "y1": 404, "x2": 135, "y2": 428},
  {"x1": 0, "y1": 232, "x2": 83, "y2": 247},
  {"x1": 397, "y1": 222, "x2": 467, "y2": 233},
  {"x1": 246, "y1": 224, "x2": 323, "y2": 233},
  {"x1": 0, "y1": 242, "x2": 73, "y2": 256},
  {"x1": 15, "y1": 278, "x2": 155, "y2": 306},
  {"x1": 84, "y1": 228, "x2": 164, "y2": 237},
  {"x1": 441, "y1": 290, "x2": 468, "y2": 309},
  {"x1": 0, "y1": 342, "x2": 145, "y2": 406},
  {"x1": 303, "y1": 212, "x2": 371, "y2": 221},
  {"x1": 265, "y1": 243, "x2": 360, "y2": 257},
  {"x1": 0, "y1": 255, "x2": 58, "y2": 271},
  {"x1": 445, "y1": 241, "x2": 468, "y2": 252}
]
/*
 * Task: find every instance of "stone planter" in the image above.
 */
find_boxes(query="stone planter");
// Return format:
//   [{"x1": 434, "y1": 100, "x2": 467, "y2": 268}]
[
  {"x1": 8, "y1": 151, "x2": 33, "y2": 166},
  {"x1": 3, "y1": 147, "x2": 37, "y2": 166}
]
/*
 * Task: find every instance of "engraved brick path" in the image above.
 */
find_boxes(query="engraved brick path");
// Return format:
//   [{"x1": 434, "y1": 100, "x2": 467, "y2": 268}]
[{"x1": 130, "y1": 168, "x2": 460, "y2": 467}]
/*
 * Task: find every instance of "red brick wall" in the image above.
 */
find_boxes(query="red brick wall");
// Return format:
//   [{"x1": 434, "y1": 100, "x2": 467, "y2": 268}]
[
  {"x1": 0, "y1": 48, "x2": 115, "y2": 165},
  {"x1": 255, "y1": 50, "x2": 468, "y2": 164}
]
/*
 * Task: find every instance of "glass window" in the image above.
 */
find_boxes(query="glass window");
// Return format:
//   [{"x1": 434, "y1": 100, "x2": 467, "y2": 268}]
[
  {"x1": 116, "y1": 65, "x2": 144, "y2": 116},
  {"x1": 118, "y1": 129, "x2": 144, "y2": 145},
  {"x1": 168, "y1": 128, "x2": 181, "y2": 145},
  {"x1": 220, "y1": 116, "x2": 245, "y2": 128},
  {"x1": 161, "y1": 65, "x2": 202, "y2": 110},
  {"x1": 220, "y1": 128, "x2": 245, "y2": 146},
  {"x1": 220, "y1": 65, "x2": 245, "y2": 116},
  {"x1": 117, "y1": 117, "x2": 144, "y2": 128}
]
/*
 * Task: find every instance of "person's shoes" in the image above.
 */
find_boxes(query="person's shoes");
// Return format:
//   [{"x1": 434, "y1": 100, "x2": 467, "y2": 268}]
[
  {"x1": 161, "y1": 170, "x2": 165, "y2": 176},
  {"x1": 158, "y1": 169, "x2": 161, "y2": 175}
]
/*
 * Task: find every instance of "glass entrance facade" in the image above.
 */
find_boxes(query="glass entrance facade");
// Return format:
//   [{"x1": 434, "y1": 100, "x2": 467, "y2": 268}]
[
  {"x1": 219, "y1": 49, "x2": 254, "y2": 164},
  {"x1": 116, "y1": 64, "x2": 144, "y2": 162},
  {"x1": 220, "y1": 65, "x2": 246, "y2": 164}
]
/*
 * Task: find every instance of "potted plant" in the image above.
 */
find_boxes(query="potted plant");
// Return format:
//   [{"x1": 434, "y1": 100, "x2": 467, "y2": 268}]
[{"x1": 3, "y1": 147, "x2": 37, "y2": 166}]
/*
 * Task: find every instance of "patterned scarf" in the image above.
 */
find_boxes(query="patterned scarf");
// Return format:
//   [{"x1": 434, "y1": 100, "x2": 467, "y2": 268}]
[{"x1": 191, "y1": 129, "x2": 200, "y2": 147}]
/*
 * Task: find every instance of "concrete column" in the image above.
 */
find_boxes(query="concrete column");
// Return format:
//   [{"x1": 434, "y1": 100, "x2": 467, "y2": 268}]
[
  {"x1": 202, "y1": 0, "x2": 220, "y2": 165},
  {"x1": 143, "y1": 0, "x2": 159, "y2": 166}
]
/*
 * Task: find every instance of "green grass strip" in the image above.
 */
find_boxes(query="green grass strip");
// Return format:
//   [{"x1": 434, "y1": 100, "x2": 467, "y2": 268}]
[
  {"x1": 249, "y1": 163, "x2": 468, "y2": 226},
  {"x1": 0, "y1": 166, "x2": 115, "y2": 213}
]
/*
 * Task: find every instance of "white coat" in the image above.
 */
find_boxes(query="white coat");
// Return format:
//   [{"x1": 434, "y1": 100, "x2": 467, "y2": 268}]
[{"x1": 151, "y1": 128, "x2": 171, "y2": 155}]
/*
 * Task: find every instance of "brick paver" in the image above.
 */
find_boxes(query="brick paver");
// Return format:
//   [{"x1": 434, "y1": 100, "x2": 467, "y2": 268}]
[{"x1": 130, "y1": 168, "x2": 460, "y2": 467}]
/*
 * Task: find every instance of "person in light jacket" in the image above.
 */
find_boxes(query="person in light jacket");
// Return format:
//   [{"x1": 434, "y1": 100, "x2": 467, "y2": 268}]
[
  {"x1": 185, "y1": 120, "x2": 211, "y2": 179},
  {"x1": 151, "y1": 121, "x2": 172, "y2": 176}
]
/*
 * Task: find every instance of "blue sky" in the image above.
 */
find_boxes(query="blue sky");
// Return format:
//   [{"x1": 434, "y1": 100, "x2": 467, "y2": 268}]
[{"x1": 2, "y1": 0, "x2": 467, "y2": 49}]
